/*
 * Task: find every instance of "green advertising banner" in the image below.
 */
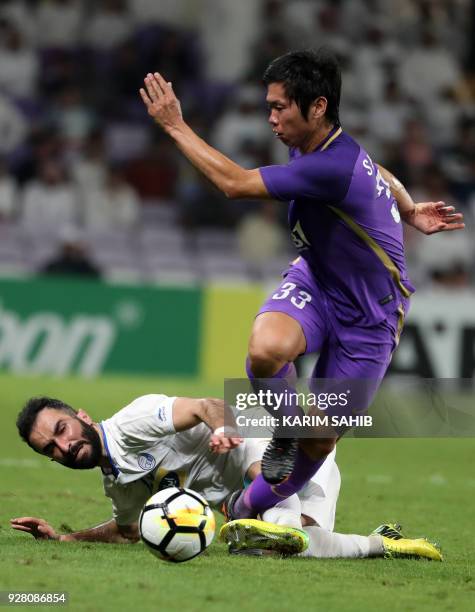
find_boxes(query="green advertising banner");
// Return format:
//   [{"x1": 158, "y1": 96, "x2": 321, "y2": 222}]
[{"x1": 0, "y1": 278, "x2": 202, "y2": 377}]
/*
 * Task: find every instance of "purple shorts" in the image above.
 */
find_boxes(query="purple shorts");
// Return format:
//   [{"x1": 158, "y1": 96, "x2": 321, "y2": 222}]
[{"x1": 258, "y1": 257, "x2": 409, "y2": 411}]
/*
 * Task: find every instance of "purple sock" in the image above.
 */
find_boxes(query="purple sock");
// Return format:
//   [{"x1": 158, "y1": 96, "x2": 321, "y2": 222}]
[
  {"x1": 245, "y1": 358, "x2": 302, "y2": 421},
  {"x1": 246, "y1": 358, "x2": 296, "y2": 382},
  {"x1": 233, "y1": 448, "x2": 326, "y2": 518}
]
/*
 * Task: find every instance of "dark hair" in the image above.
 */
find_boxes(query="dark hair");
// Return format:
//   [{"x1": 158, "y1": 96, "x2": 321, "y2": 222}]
[
  {"x1": 263, "y1": 48, "x2": 341, "y2": 124},
  {"x1": 16, "y1": 397, "x2": 77, "y2": 446}
]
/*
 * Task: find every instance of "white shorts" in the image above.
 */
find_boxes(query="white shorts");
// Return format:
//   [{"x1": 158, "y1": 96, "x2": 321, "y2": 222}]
[{"x1": 241, "y1": 438, "x2": 341, "y2": 532}]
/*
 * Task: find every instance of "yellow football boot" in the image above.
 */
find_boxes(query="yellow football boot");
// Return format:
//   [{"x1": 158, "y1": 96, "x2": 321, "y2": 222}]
[
  {"x1": 220, "y1": 519, "x2": 309, "y2": 556},
  {"x1": 382, "y1": 536, "x2": 443, "y2": 561}
]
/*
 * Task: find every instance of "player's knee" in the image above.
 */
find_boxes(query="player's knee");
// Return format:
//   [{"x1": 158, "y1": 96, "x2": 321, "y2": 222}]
[
  {"x1": 248, "y1": 335, "x2": 296, "y2": 376},
  {"x1": 247, "y1": 350, "x2": 281, "y2": 378},
  {"x1": 299, "y1": 437, "x2": 336, "y2": 460},
  {"x1": 317, "y1": 438, "x2": 337, "y2": 456}
]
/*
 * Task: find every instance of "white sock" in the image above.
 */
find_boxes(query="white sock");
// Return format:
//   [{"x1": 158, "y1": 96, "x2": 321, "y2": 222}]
[
  {"x1": 261, "y1": 494, "x2": 302, "y2": 529},
  {"x1": 299, "y1": 526, "x2": 384, "y2": 558}
]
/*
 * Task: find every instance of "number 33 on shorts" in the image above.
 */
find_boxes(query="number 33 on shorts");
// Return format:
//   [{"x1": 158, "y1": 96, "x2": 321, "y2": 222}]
[{"x1": 272, "y1": 282, "x2": 312, "y2": 310}]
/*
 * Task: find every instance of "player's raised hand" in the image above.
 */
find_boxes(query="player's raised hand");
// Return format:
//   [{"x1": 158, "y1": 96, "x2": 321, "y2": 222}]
[
  {"x1": 209, "y1": 428, "x2": 243, "y2": 454},
  {"x1": 10, "y1": 516, "x2": 59, "y2": 540},
  {"x1": 140, "y1": 72, "x2": 183, "y2": 133},
  {"x1": 404, "y1": 201, "x2": 465, "y2": 235}
]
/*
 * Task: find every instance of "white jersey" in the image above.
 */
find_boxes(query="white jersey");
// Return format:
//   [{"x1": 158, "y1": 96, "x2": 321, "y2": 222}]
[
  {"x1": 100, "y1": 394, "x2": 340, "y2": 530},
  {"x1": 100, "y1": 394, "x2": 245, "y2": 525}
]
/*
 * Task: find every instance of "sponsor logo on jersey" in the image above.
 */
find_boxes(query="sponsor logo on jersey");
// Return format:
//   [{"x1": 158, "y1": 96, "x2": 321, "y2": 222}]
[
  {"x1": 138, "y1": 452, "x2": 156, "y2": 470},
  {"x1": 379, "y1": 293, "x2": 394, "y2": 306},
  {"x1": 158, "y1": 471, "x2": 181, "y2": 490},
  {"x1": 157, "y1": 406, "x2": 167, "y2": 422}
]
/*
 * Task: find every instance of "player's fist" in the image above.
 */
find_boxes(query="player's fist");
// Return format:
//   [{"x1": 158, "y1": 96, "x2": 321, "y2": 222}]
[{"x1": 10, "y1": 517, "x2": 60, "y2": 540}]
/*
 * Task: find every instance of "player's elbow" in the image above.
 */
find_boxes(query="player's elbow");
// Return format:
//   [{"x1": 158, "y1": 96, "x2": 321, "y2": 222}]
[
  {"x1": 117, "y1": 523, "x2": 140, "y2": 543},
  {"x1": 223, "y1": 170, "x2": 261, "y2": 199},
  {"x1": 122, "y1": 532, "x2": 140, "y2": 544},
  {"x1": 223, "y1": 179, "x2": 242, "y2": 199}
]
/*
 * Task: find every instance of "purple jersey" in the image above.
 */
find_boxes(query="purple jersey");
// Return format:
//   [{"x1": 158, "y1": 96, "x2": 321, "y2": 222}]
[{"x1": 259, "y1": 126, "x2": 414, "y2": 326}]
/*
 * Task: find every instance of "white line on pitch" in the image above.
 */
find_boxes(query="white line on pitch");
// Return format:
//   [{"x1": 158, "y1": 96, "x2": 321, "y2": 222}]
[
  {"x1": 0, "y1": 457, "x2": 41, "y2": 468},
  {"x1": 0, "y1": 457, "x2": 59, "y2": 469},
  {"x1": 428, "y1": 474, "x2": 447, "y2": 485},
  {"x1": 366, "y1": 474, "x2": 393, "y2": 484}
]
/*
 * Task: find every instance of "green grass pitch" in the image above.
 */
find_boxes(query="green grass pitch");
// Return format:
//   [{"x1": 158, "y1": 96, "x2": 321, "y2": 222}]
[{"x1": 0, "y1": 373, "x2": 473, "y2": 611}]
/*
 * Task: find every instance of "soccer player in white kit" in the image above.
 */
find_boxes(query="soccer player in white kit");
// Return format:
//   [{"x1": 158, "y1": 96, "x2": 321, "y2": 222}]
[{"x1": 11, "y1": 394, "x2": 442, "y2": 560}]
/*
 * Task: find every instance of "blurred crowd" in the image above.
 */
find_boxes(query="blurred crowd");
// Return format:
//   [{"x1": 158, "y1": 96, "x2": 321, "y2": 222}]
[{"x1": 0, "y1": 0, "x2": 473, "y2": 286}]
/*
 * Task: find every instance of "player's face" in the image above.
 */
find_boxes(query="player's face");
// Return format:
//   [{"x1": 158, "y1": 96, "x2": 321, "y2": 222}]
[
  {"x1": 266, "y1": 82, "x2": 312, "y2": 148},
  {"x1": 29, "y1": 408, "x2": 103, "y2": 470}
]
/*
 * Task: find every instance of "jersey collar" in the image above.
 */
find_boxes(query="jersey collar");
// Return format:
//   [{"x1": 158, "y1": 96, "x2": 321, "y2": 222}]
[
  {"x1": 99, "y1": 422, "x2": 120, "y2": 478},
  {"x1": 317, "y1": 125, "x2": 343, "y2": 151}
]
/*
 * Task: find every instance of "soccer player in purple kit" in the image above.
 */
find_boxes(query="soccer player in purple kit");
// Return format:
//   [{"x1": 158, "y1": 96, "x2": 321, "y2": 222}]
[{"x1": 139, "y1": 49, "x2": 464, "y2": 525}]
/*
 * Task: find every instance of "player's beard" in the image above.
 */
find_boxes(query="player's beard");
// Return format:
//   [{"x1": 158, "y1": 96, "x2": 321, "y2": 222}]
[{"x1": 63, "y1": 420, "x2": 103, "y2": 470}]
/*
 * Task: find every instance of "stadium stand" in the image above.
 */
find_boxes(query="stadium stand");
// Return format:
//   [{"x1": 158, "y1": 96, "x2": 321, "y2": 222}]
[{"x1": 0, "y1": 0, "x2": 472, "y2": 286}]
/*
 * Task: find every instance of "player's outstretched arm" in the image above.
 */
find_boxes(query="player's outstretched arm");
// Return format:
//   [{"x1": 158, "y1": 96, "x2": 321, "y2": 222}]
[
  {"x1": 378, "y1": 164, "x2": 465, "y2": 235},
  {"x1": 139, "y1": 72, "x2": 269, "y2": 200},
  {"x1": 172, "y1": 397, "x2": 242, "y2": 453},
  {"x1": 10, "y1": 516, "x2": 139, "y2": 543}
]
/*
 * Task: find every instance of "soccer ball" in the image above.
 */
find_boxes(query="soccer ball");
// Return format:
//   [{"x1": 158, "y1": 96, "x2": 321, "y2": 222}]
[{"x1": 139, "y1": 487, "x2": 215, "y2": 563}]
